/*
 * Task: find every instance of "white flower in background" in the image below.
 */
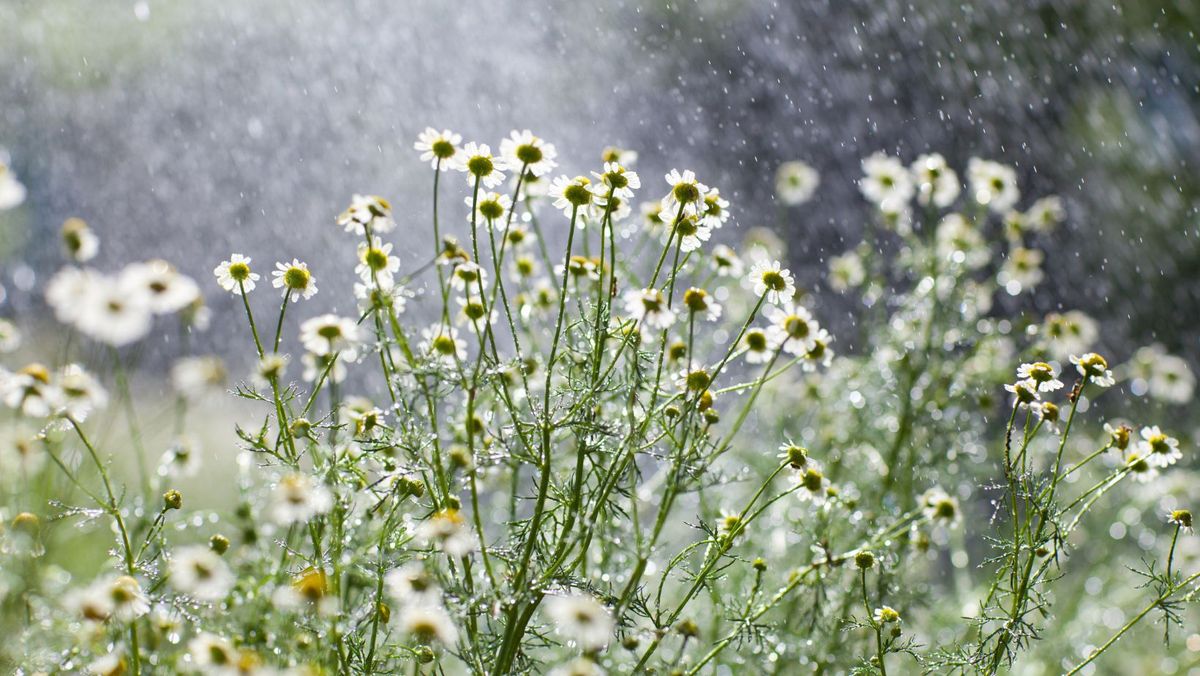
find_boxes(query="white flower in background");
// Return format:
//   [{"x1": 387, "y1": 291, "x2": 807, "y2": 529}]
[
  {"x1": 775, "y1": 160, "x2": 819, "y2": 206},
  {"x1": 1026, "y1": 195, "x2": 1065, "y2": 232},
  {"x1": 299, "y1": 315, "x2": 360, "y2": 356},
  {"x1": 449, "y1": 261, "x2": 487, "y2": 293},
  {"x1": 827, "y1": 250, "x2": 865, "y2": 292},
  {"x1": 85, "y1": 651, "x2": 125, "y2": 676},
  {"x1": 416, "y1": 508, "x2": 475, "y2": 556},
  {"x1": 1139, "y1": 426, "x2": 1182, "y2": 468},
  {"x1": 920, "y1": 487, "x2": 961, "y2": 525},
  {"x1": 187, "y1": 633, "x2": 238, "y2": 670},
  {"x1": 641, "y1": 201, "x2": 667, "y2": 234},
  {"x1": 171, "y1": 356, "x2": 227, "y2": 400},
  {"x1": 545, "y1": 593, "x2": 615, "y2": 651},
  {"x1": 741, "y1": 327, "x2": 775, "y2": 364},
  {"x1": 711, "y1": 244, "x2": 744, "y2": 278},
  {"x1": 160, "y1": 436, "x2": 202, "y2": 478},
  {"x1": 748, "y1": 259, "x2": 797, "y2": 305},
  {"x1": 794, "y1": 465, "x2": 830, "y2": 506},
  {"x1": 765, "y1": 302, "x2": 821, "y2": 356},
  {"x1": 699, "y1": 187, "x2": 731, "y2": 229},
  {"x1": 271, "y1": 259, "x2": 318, "y2": 301},
  {"x1": 462, "y1": 142, "x2": 506, "y2": 189},
  {"x1": 0, "y1": 318, "x2": 21, "y2": 353},
  {"x1": 302, "y1": 352, "x2": 347, "y2": 384},
  {"x1": 60, "y1": 217, "x2": 100, "y2": 262},
  {"x1": 859, "y1": 152, "x2": 914, "y2": 210},
  {"x1": 592, "y1": 161, "x2": 640, "y2": 200},
  {"x1": 1037, "y1": 310, "x2": 1098, "y2": 361},
  {"x1": 213, "y1": 253, "x2": 260, "y2": 295},
  {"x1": 337, "y1": 193, "x2": 396, "y2": 234},
  {"x1": 1071, "y1": 352, "x2": 1115, "y2": 387},
  {"x1": 601, "y1": 145, "x2": 638, "y2": 165},
  {"x1": 420, "y1": 323, "x2": 468, "y2": 366},
  {"x1": 456, "y1": 295, "x2": 496, "y2": 328},
  {"x1": 355, "y1": 280, "x2": 409, "y2": 315},
  {"x1": 76, "y1": 272, "x2": 153, "y2": 346},
  {"x1": 253, "y1": 353, "x2": 289, "y2": 388},
  {"x1": 661, "y1": 169, "x2": 708, "y2": 217},
  {"x1": 674, "y1": 214, "x2": 713, "y2": 252},
  {"x1": 1, "y1": 363, "x2": 60, "y2": 418},
  {"x1": 66, "y1": 579, "x2": 115, "y2": 622},
  {"x1": 1016, "y1": 362, "x2": 1063, "y2": 393},
  {"x1": 997, "y1": 246, "x2": 1044, "y2": 295},
  {"x1": 589, "y1": 192, "x2": 632, "y2": 222},
  {"x1": 467, "y1": 190, "x2": 513, "y2": 226},
  {"x1": 170, "y1": 545, "x2": 234, "y2": 602},
  {"x1": 499, "y1": 129, "x2": 558, "y2": 177},
  {"x1": 967, "y1": 158, "x2": 1019, "y2": 213},
  {"x1": 1004, "y1": 379, "x2": 1041, "y2": 408},
  {"x1": 549, "y1": 658, "x2": 605, "y2": 676},
  {"x1": 1125, "y1": 453, "x2": 1157, "y2": 483},
  {"x1": 873, "y1": 606, "x2": 902, "y2": 625},
  {"x1": 385, "y1": 562, "x2": 441, "y2": 604},
  {"x1": 270, "y1": 473, "x2": 333, "y2": 525},
  {"x1": 549, "y1": 175, "x2": 595, "y2": 218},
  {"x1": 399, "y1": 603, "x2": 459, "y2": 645},
  {"x1": 1123, "y1": 344, "x2": 1195, "y2": 405},
  {"x1": 682, "y1": 287, "x2": 722, "y2": 322},
  {"x1": 106, "y1": 575, "x2": 150, "y2": 621},
  {"x1": 802, "y1": 327, "x2": 835, "y2": 371},
  {"x1": 935, "y1": 213, "x2": 989, "y2": 270},
  {"x1": 57, "y1": 364, "x2": 108, "y2": 421},
  {"x1": 0, "y1": 154, "x2": 26, "y2": 210},
  {"x1": 125, "y1": 260, "x2": 201, "y2": 314},
  {"x1": 911, "y1": 153, "x2": 960, "y2": 208},
  {"x1": 414, "y1": 127, "x2": 464, "y2": 171},
  {"x1": 623, "y1": 288, "x2": 676, "y2": 331}
]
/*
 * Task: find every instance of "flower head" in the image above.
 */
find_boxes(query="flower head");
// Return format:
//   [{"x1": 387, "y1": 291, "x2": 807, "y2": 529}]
[
  {"x1": 270, "y1": 473, "x2": 333, "y2": 525},
  {"x1": 337, "y1": 194, "x2": 396, "y2": 234},
  {"x1": 414, "y1": 128, "x2": 464, "y2": 170},
  {"x1": 967, "y1": 158, "x2": 1020, "y2": 213},
  {"x1": 214, "y1": 254, "x2": 260, "y2": 295},
  {"x1": 1070, "y1": 352, "x2": 1114, "y2": 387},
  {"x1": 61, "y1": 217, "x2": 100, "y2": 262},
  {"x1": 748, "y1": 260, "x2": 797, "y2": 305},
  {"x1": 500, "y1": 129, "x2": 558, "y2": 177},
  {"x1": 661, "y1": 169, "x2": 708, "y2": 216},
  {"x1": 300, "y1": 315, "x2": 360, "y2": 356},
  {"x1": 920, "y1": 487, "x2": 960, "y2": 525},
  {"x1": 775, "y1": 161, "x2": 819, "y2": 206},
  {"x1": 272, "y1": 259, "x2": 318, "y2": 301},
  {"x1": 765, "y1": 302, "x2": 821, "y2": 356},
  {"x1": 545, "y1": 593, "x2": 614, "y2": 651},
  {"x1": 860, "y1": 152, "x2": 914, "y2": 210},
  {"x1": 170, "y1": 545, "x2": 234, "y2": 602},
  {"x1": 467, "y1": 191, "x2": 513, "y2": 226},
  {"x1": 623, "y1": 288, "x2": 676, "y2": 331},
  {"x1": 462, "y1": 142, "x2": 506, "y2": 189},
  {"x1": 550, "y1": 175, "x2": 595, "y2": 218},
  {"x1": 911, "y1": 153, "x2": 960, "y2": 207},
  {"x1": 1016, "y1": 362, "x2": 1063, "y2": 393},
  {"x1": 1139, "y1": 426, "x2": 1182, "y2": 468}
]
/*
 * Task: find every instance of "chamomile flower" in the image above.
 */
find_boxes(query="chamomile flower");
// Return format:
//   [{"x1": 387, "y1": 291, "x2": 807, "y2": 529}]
[
  {"x1": 699, "y1": 187, "x2": 731, "y2": 229},
  {"x1": 1026, "y1": 195, "x2": 1065, "y2": 232},
  {"x1": 171, "y1": 356, "x2": 227, "y2": 400},
  {"x1": 592, "y1": 161, "x2": 640, "y2": 200},
  {"x1": 1033, "y1": 401, "x2": 1061, "y2": 433},
  {"x1": 1070, "y1": 352, "x2": 1114, "y2": 387},
  {"x1": 795, "y1": 465, "x2": 830, "y2": 505},
  {"x1": 1139, "y1": 426, "x2": 1182, "y2": 468},
  {"x1": 920, "y1": 487, "x2": 961, "y2": 526},
  {"x1": 1125, "y1": 344, "x2": 1196, "y2": 405},
  {"x1": 77, "y1": 273, "x2": 153, "y2": 346},
  {"x1": 2, "y1": 363, "x2": 60, "y2": 417},
  {"x1": 748, "y1": 260, "x2": 797, "y2": 305},
  {"x1": 125, "y1": 260, "x2": 201, "y2": 314},
  {"x1": 967, "y1": 158, "x2": 1020, "y2": 213},
  {"x1": 61, "y1": 217, "x2": 99, "y2": 262},
  {"x1": 661, "y1": 169, "x2": 708, "y2": 216},
  {"x1": 416, "y1": 508, "x2": 475, "y2": 556},
  {"x1": 57, "y1": 364, "x2": 108, "y2": 421},
  {"x1": 414, "y1": 128, "x2": 464, "y2": 170},
  {"x1": 765, "y1": 302, "x2": 821, "y2": 356},
  {"x1": 385, "y1": 563, "x2": 441, "y2": 604},
  {"x1": 1168, "y1": 509, "x2": 1193, "y2": 532},
  {"x1": 169, "y1": 545, "x2": 234, "y2": 602},
  {"x1": 270, "y1": 473, "x2": 333, "y2": 525},
  {"x1": 589, "y1": 192, "x2": 632, "y2": 222},
  {"x1": 675, "y1": 367, "x2": 712, "y2": 394},
  {"x1": 0, "y1": 318, "x2": 19, "y2": 353},
  {"x1": 86, "y1": 652, "x2": 125, "y2": 676},
  {"x1": 997, "y1": 247, "x2": 1044, "y2": 295},
  {"x1": 873, "y1": 606, "x2": 901, "y2": 624},
  {"x1": 456, "y1": 295, "x2": 496, "y2": 328},
  {"x1": 420, "y1": 324, "x2": 468, "y2": 366},
  {"x1": 271, "y1": 259, "x2": 318, "y2": 301},
  {"x1": 299, "y1": 315, "x2": 360, "y2": 356},
  {"x1": 936, "y1": 213, "x2": 989, "y2": 270},
  {"x1": 545, "y1": 593, "x2": 615, "y2": 651},
  {"x1": 161, "y1": 437, "x2": 203, "y2": 478},
  {"x1": 1038, "y1": 311, "x2": 1099, "y2": 360},
  {"x1": 775, "y1": 160, "x2": 819, "y2": 206},
  {"x1": 803, "y1": 328, "x2": 835, "y2": 370},
  {"x1": 623, "y1": 288, "x2": 676, "y2": 331},
  {"x1": 467, "y1": 191, "x2": 513, "y2": 226},
  {"x1": 462, "y1": 142, "x2": 506, "y2": 189},
  {"x1": 741, "y1": 327, "x2": 774, "y2": 364},
  {"x1": 550, "y1": 175, "x2": 595, "y2": 218},
  {"x1": 449, "y1": 261, "x2": 487, "y2": 292},
  {"x1": 399, "y1": 603, "x2": 459, "y2": 645},
  {"x1": 302, "y1": 352, "x2": 347, "y2": 384},
  {"x1": 827, "y1": 250, "x2": 866, "y2": 292},
  {"x1": 188, "y1": 633, "x2": 237, "y2": 670},
  {"x1": 549, "y1": 658, "x2": 605, "y2": 676},
  {"x1": 1125, "y1": 452, "x2": 1157, "y2": 483},
  {"x1": 711, "y1": 244, "x2": 744, "y2": 277},
  {"x1": 682, "y1": 288, "x2": 722, "y2": 322},
  {"x1": 1004, "y1": 380, "x2": 1040, "y2": 408},
  {"x1": 214, "y1": 254, "x2": 260, "y2": 294},
  {"x1": 356, "y1": 237, "x2": 401, "y2": 286},
  {"x1": 911, "y1": 153, "x2": 961, "y2": 207},
  {"x1": 778, "y1": 442, "x2": 809, "y2": 469},
  {"x1": 337, "y1": 194, "x2": 396, "y2": 234},
  {"x1": 1016, "y1": 362, "x2": 1063, "y2": 392},
  {"x1": 641, "y1": 201, "x2": 667, "y2": 234},
  {"x1": 500, "y1": 129, "x2": 558, "y2": 177},
  {"x1": 674, "y1": 214, "x2": 713, "y2": 252},
  {"x1": 107, "y1": 575, "x2": 150, "y2": 621},
  {"x1": 1104, "y1": 422, "x2": 1132, "y2": 451},
  {"x1": 601, "y1": 146, "x2": 638, "y2": 165},
  {"x1": 0, "y1": 156, "x2": 26, "y2": 210},
  {"x1": 859, "y1": 152, "x2": 914, "y2": 210}
]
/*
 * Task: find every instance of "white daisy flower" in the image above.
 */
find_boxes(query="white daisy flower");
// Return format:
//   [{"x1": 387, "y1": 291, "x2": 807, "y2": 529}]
[
  {"x1": 911, "y1": 153, "x2": 960, "y2": 208},
  {"x1": 549, "y1": 175, "x2": 595, "y2": 218},
  {"x1": 1070, "y1": 352, "x2": 1114, "y2": 387},
  {"x1": 302, "y1": 352, "x2": 348, "y2": 384},
  {"x1": 935, "y1": 214, "x2": 989, "y2": 270},
  {"x1": 1125, "y1": 452, "x2": 1158, "y2": 483},
  {"x1": 0, "y1": 157, "x2": 26, "y2": 210},
  {"x1": 794, "y1": 465, "x2": 830, "y2": 505},
  {"x1": 399, "y1": 603, "x2": 459, "y2": 645},
  {"x1": 299, "y1": 315, "x2": 360, "y2": 356},
  {"x1": 859, "y1": 152, "x2": 914, "y2": 210},
  {"x1": 61, "y1": 217, "x2": 100, "y2": 262},
  {"x1": 967, "y1": 158, "x2": 1020, "y2": 213},
  {"x1": 385, "y1": 562, "x2": 442, "y2": 604},
  {"x1": 674, "y1": 214, "x2": 712, "y2": 252},
  {"x1": 271, "y1": 259, "x2": 318, "y2": 301},
  {"x1": 592, "y1": 161, "x2": 640, "y2": 200},
  {"x1": 1026, "y1": 195, "x2": 1065, "y2": 232},
  {"x1": 748, "y1": 259, "x2": 796, "y2": 305},
  {"x1": 213, "y1": 253, "x2": 260, "y2": 295},
  {"x1": 76, "y1": 273, "x2": 153, "y2": 346},
  {"x1": 499, "y1": 129, "x2": 558, "y2": 177},
  {"x1": 775, "y1": 160, "x2": 819, "y2": 206},
  {"x1": 828, "y1": 250, "x2": 866, "y2": 292},
  {"x1": 414, "y1": 127, "x2": 464, "y2": 171},
  {"x1": 354, "y1": 280, "x2": 409, "y2": 315},
  {"x1": 57, "y1": 364, "x2": 108, "y2": 421},
  {"x1": 920, "y1": 487, "x2": 961, "y2": 525},
  {"x1": 416, "y1": 508, "x2": 475, "y2": 556},
  {"x1": 462, "y1": 142, "x2": 506, "y2": 189},
  {"x1": 1139, "y1": 426, "x2": 1182, "y2": 468},
  {"x1": 741, "y1": 327, "x2": 775, "y2": 364},
  {"x1": 106, "y1": 575, "x2": 150, "y2": 621},
  {"x1": 623, "y1": 288, "x2": 676, "y2": 331},
  {"x1": 1004, "y1": 380, "x2": 1040, "y2": 408},
  {"x1": 85, "y1": 652, "x2": 125, "y2": 676},
  {"x1": 545, "y1": 593, "x2": 615, "y2": 651},
  {"x1": 873, "y1": 606, "x2": 902, "y2": 624},
  {"x1": 170, "y1": 356, "x2": 227, "y2": 400},
  {"x1": 1, "y1": 364, "x2": 61, "y2": 418},
  {"x1": 1038, "y1": 310, "x2": 1099, "y2": 361},
  {"x1": 467, "y1": 191, "x2": 513, "y2": 227},
  {"x1": 601, "y1": 146, "x2": 638, "y2": 166},
  {"x1": 187, "y1": 633, "x2": 238, "y2": 669},
  {"x1": 420, "y1": 324, "x2": 468, "y2": 366},
  {"x1": 169, "y1": 545, "x2": 234, "y2": 602},
  {"x1": 270, "y1": 473, "x2": 333, "y2": 525},
  {"x1": 160, "y1": 436, "x2": 203, "y2": 478},
  {"x1": 1016, "y1": 362, "x2": 1063, "y2": 393},
  {"x1": 682, "y1": 288, "x2": 722, "y2": 322},
  {"x1": 337, "y1": 193, "x2": 396, "y2": 234},
  {"x1": 449, "y1": 261, "x2": 488, "y2": 293},
  {"x1": 124, "y1": 260, "x2": 201, "y2": 314},
  {"x1": 765, "y1": 302, "x2": 821, "y2": 356},
  {"x1": 997, "y1": 247, "x2": 1044, "y2": 295},
  {"x1": 699, "y1": 187, "x2": 731, "y2": 229},
  {"x1": 710, "y1": 244, "x2": 744, "y2": 278},
  {"x1": 661, "y1": 168, "x2": 708, "y2": 217},
  {"x1": 802, "y1": 328, "x2": 835, "y2": 370}
]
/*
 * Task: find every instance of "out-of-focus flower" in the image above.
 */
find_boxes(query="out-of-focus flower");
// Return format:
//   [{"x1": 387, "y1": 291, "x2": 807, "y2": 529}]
[{"x1": 775, "y1": 160, "x2": 819, "y2": 206}]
